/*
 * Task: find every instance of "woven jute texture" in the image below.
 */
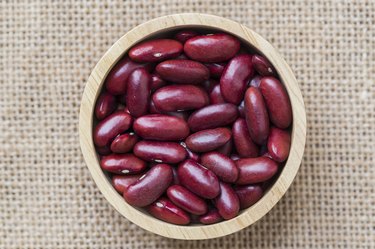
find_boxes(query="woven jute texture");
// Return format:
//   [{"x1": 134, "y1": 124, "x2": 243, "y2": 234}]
[{"x1": 1, "y1": 1, "x2": 374, "y2": 248}]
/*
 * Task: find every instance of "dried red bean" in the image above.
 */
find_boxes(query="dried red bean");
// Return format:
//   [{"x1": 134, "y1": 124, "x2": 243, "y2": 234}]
[
  {"x1": 234, "y1": 185, "x2": 263, "y2": 209},
  {"x1": 150, "y1": 73, "x2": 167, "y2": 91},
  {"x1": 129, "y1": 39, "x2": 183, "y2": 62},
  {"x1": 124, "y1": 164, "x2": 173, "y2": 207},
  {"x1": 149, "y1": 99, "x2": 162, "y2": 114},
  {"x1": 248, "y1": 75, "x2": 262, "y2": 88},
  {"x1": 209, "y1": 84, "x2": 226, "y2": 104},
  {"x1": 232, "y1": 118, "x2": 259, "y2": 158},
  {"x1": 174, "y1": 30, "x2": 199, "y2": 43},
  {"x1": 185, "y1": 127, "x2": 232, "y2": 153},
  {"x1": 216, "y1": 139, "x2": 233, "y2": 156},
  {"x1": 110, "y1": 133, "x2": 139, "y2": 153},
  {"x1": 147, "y1": 197, "x2": 191, "y2": 225},
  {"x1": 214, "y1": 182, "x2": 240, "y2": 220},
  {"x1": 267, "y1": 127, "x2": 291, "y2": 162},
  {"x1": 167, "y1": 185, "x2": 208, "y2": 215},
  {"x1": 112, "y1": 174, "x2": 141, "y2": 194},
  {"x1": 95, "y1": 92, "x2": 117, "y2": 120},
  {"x1": 100, "y1": 154, "x2": 146, "y2": 174},
  {"x1": 220, "y1": 54, "x2": 254, "y2": 104},
  {"x1": 200, "y1": 152, "x2": 238, "y2": 183},
  {"x1": 133, "y1": 141, "x2": 187, "y2": 164},
  {"x1": 252, "y1": 55, "x2": 276, "y2": 76},
  {"x1": 236, "y1": 157, "x2": 278, "y2": 185},
  {"x1": 177, "y1": 159, "x2": 220, "y2": 199},
  {"x1": 166, "y1": 111, "x2": 190, "y2": 121},
  {"x1": 184, "y1": 33, "x2": 240, "y2": 62},
  {"x1": 199, "y1": 209, "x2": 223, "y2": 224},
  {"x1": 180, "y1": 142, "x2": 200, "y2": 162},
  {"x1": 126, "y1": 68, "x2": 151, "y2": 117},
  {"x1": 205, "y1": 63, "x2": 226, "y2": 79}
]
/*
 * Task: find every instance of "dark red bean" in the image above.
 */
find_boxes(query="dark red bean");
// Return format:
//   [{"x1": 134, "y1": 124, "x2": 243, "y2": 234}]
[
  {"x1": 202, "y1": 79, "x2": 218, "y2": 92},
  {"x1": 166, "y1": 111, "x2": 190, "y2": 121},
  {"x1": 252, "y1": 55, "x2": 276, "y2": 76},
  {"x1": 156, "y1": 59, "x2": 209, "y2": 84},
  {"x1": 133, "y1": 141, "x2": 187, "y2": 163},
  {"x1": 185, "y1": 127, "x2": 232, "y2": 153},
  {"x1": 95, "y1": 92, "x2": 117, "y2": 120},
  {"x1": 205, "y1": 63, "x2": 226, "y2": 79},
  {"x1": 209, "y1": 84, "x2": 226, "y2": 104},
  {"x1": 167, "y1": 185, "x2": 208, "y2": 215},
  {"x1": 174, "y1": 30, "x2": 199, "y2": 43},
  {"x1": 220, "y1": 54, "x2": 254, "y2": 104},
  {"x1": 244, "y1": 87, "x2": 269, "y2": 144},
  {"x1": 238, "y1": 100, "x2": 245, "y2": 118},
  {"x1": 230, "y1": 154, "x2": 240, "y2": 161},
  {"x1": 124, "y1": 164, "x2": 173, "y2": 207},
  {"x1": 200, "y1": 152, "x2": 238, "y2": 183},
  {"x1": 112, "y1": 174, "x2": 141, "y2": 194},
  {"x1": 172, "y1": 167, "x2": 180, "y2": 185},
  {"x1": 126, "y1": 68, "x2": 151, "y2": 117},
  {"x1": 232, "y1": 118, "x2": 259, "y2": 158},
  {"x1": 93, "y1": 112, "x2": 133, "y2": 147},
  {"x1": 152, "y1": 85, "x2": 209, "y2": 112},
  {"x1": 248, "y1": 75, "x2": 262, "y2": 88},
  {"x1": 259, "y1": 77, "x2": 292, "y2": 129},
  {"x1": 184, "y1": 33, "x2": 240, "y2": 62},
  {"x1": 150, "y1": 73, "x2": 167, "y2": 91},
  {"x1": 180, "y1": 142, "x2": 200, "y2": 162},
  {"x1": 267, "y1": 127, "x2": 291, "y2": 162},
  {"x1": 199, "y1": 209, "x2": 223, "y2": 224},
  {"x1": 236, "y1": 157, "x2": 278, "y2": 185},
  {"x1": 129, "y1": 39, "x2": 183, "y2": 62},
  {"x1": 214, "y1": 182, "x2": 240, "y2": 220},
  {"x1": 147, "y1": 197, "x2": 191, "y2": 225},
  {"x1": 177, "y1": 159, "x2": 220, "y2": 199},
  {"x1": 234, "y1": 185, "x2": 263, "y2": 209},
  {"x1": 134, "y1": 114, "x2": 189, "y2": 141},
  {"x1": 110, "y1": 133, "x2": 139, "y2": 153},
  {"x1": 96, "y1": 145, "x2": 111, "y2": 156},
  {"x1": 187, "y1": 104, "x2": 238, "y2": 132},
  {"x1": 216, "y1": 139, "x2": 233, "y2": 156},
  {"x1": 149, "y1": 99, "x2": 162, "y2": 114},
  {"x1": 100, "y1": 154, "x2": 146, "y2": 174}
]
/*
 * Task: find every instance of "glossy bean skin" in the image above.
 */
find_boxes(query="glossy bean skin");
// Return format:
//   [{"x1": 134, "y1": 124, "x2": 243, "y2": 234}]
[
  {"x1": 180, "y1": 142, "x2": 200, "y2": 161},
  {"x1": 124, "y1": 164, "x2": 173, "y2": 207},
  {"x1": 187, "y1": 104, "x2": 238, "y2": 132},
  {"x1": 230, "y1": 154, "x2": 240, "y2": 161},
  {"x1": 129, "y1": 39, "x2": 183, "y2": 62},
  {"x1": 174, "y1": 30, "x2": 199, "y2": 43},
  {"x1": 93, "y1": 112, "x2": 133, "y2": 147},
  {"x1": 236, "y1": 157, "x2": 278, "y2": 185},
  {"x1": 252, "y1": 55, "x2": 276, "y2": 76},
  {"x1": 112, "y1": 174, "x2": 141, "y2": 194},
  {"x1": 232, "y1": 118, "x2": 259, "y2": 158},
  {"x1": 149, "y1": 99, "x2": 162, "y2": 114},
  {"x1": 259, "y1": 77, "x2": 292, "y2": 129},
  {"x1": 205, "y1": 63, "x2": 226, "y2": 79},
  {"x1": 126, "y1": 68, "x2": 151, "y2": 117},
  {"x1": 185, "y1": 127, "x2": 232, "y2": 153},
  {"x1": 110, "y1": 133, "x2": 139, "y2": 153},
  {"x1": 152, "y1": 85, "x2": 209, "y2": 112},
  {"x1": 147, "y1": 197, "x2": 191, "y2": 225},
  {"x1": 267, "y1": 127, "x2": 291, "y2": 162},
  {"x1": 150, "y1": 73, "x2": 167, "y2": 91},
  {"x1": 133, "y1": 141, "x2": 187, "y2": 163},
  {"x1": 95, "y1": 92, "x2": 118, "y2": 120},
  {"x1": 248, "y1": 75, "x2": 262, "y2": 88},
  {"x1": 234, "y1": 185, "x2": 263, "y2": 209},
  {"x1": 244, "y1": 87, "x2": 269, "y2": 144},
  {"x1": 209, "y1": 84, "x2": 226, "y2": 104},
  {"x1": 199, "y1": 209, "x2": 223, "y2": 224},
  {"x1": 177, "y1": 159, "x2": 220, "y2": 199},
  {"x1": 184, "y1": 33, "x2": 240, "y2": 63},
  {"x1": 214, "y1": 182, "x2": 240, "y2": 220},
  {"x1": 100, "y1": 154, "x2": 147, "y2": 174},
  {"x1": 134, "y1": 114, "x2": 189, "y2": 141},
  {"x1": 167, "y1": 185, "x2": 208, "y2": 215},
  {"x1": 156, "y1": 59, "x2": 209, "y2": 84},
  {"x1": 200, "y1": 152, "x2": 238, "y2": 183},
  {"x1": 220, "y1": 54, "x2": 254, "y2": 104},
  {"x1": 216, "y1": 139, "x2": 233, "y2": 156}
]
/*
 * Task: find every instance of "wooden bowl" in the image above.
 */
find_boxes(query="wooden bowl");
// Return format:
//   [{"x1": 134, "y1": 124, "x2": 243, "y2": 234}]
[{"x1": 79, "y1": 13, "x2": 306, "y2": 240}]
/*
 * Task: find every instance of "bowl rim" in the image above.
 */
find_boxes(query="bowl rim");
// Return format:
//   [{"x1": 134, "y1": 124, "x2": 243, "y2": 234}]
[{"x1": 79, "y1": 13, "x2": 306, "y2": 240}]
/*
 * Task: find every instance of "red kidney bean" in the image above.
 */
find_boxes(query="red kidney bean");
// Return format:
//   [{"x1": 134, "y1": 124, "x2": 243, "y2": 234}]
[
  {"x1": 202, "y1": 79, "x2": 218, "y2": 92},
  {"x1": 214, "y1": 182, "x2": 240, "y2": 220},
  {"x1": 177, "y1": 159, "x2": 220, "y2": 199},
  {"x1": 149, "y1": 99, "x2": 162, "y2": 114},
  {"x1": 126, "y1": 68, "x2": 151, "y2": 117},
  {"x1": 147, "y1": 197, "x2": 191, "y2": 225},
  {"x1": 172, "y1": 167, "x2": 180, "y2": 185},
  {"x1": 105, "y1": 57, "x2": 151, "y2": 95},
  {"x1": 187, "y1": 104, "x2": 238, "y2": 132},
  {"x1": 156, "y1": 59, "x2": 210, "y2": 84},
  {"x1": 220, "y1": 54, "x2": 254, "y2": 104},
  {"x1": 174, "y1": 30, "x2": 199, "y2": 43},
  {"x1": 184, "y1": 33, "x2": 240, "y2": 62},
  {"x1": 180, "y1": 142, "x2": 200, "y2": 161},
  {"x1": 248, "y1": 75, "x2": 262, "y2": 88},
  {"x1": 152, "y1": 85, "x2": 209, "y2": 112},
  {"x1": 199, "y1": 209, "x2": 223, "y2": 224},
  {"x1": 124, "y1": 164, "x2": 173, "y2": 207},
  {"x1": 166, "y1": 111, "x2": 190, "y2": 121},
  {"x1": 134, "y1": 114, "x2": 189, "y2": 141},
  {"x1": 238, "y1": 100, "x2": 245, "y2": 118},
  {"x1": 244, "y1": 87, "x2": 269, "y2": 144},
  {"x1": 112, "y1": 174, "x2": 141, "y2": 194},
  {"x1": 185, "y1": 127, "x2": 232, "y2": 153},
  {"x1": 129, "y1": 39, "x2": 183, "y2": 63},
  {"x1": 100, "y1": 154, "x2": 147, "y2": 174},
  {"x1": 96, "y1": 145, "x2": 111, "y2": 156},
  {"x1": 232, "y1": 118, "x2": 259, "y2": 158},
  {"x1": 95, "y1": 92, "x2": 117, "y2": 120},
  {"x1": 236, "y1": 157, "x2": 278, "y2": 184},
  {"x1": 150, "y1": 73, "x2": 166, "y2": 91},
  {"x1": 230, "y1": 154, "x2": 240, "y2": 161},
  {"x1": 93, "y1": 112, "x2": 133, "y2": 147},
  {"x1": 167, "y1": 185, "x2": 208, "y2": 215},
  {"x1": 110, "y1": 133, "x2": 139, "y2": 153},
  {"x1": 216, "y1": 139, "x2": 233, "y2": 156},
  {"x1": 252, "y1": 55, "x2": 276, "y2": 76},
  {"x1": 267, "y1": 127, "x2": 291, "y2": 162},
  {"x1": 259, "y1": 77, "x2": 292, "y2": 129},
  {"x1": 205, "y1": 63, "x2": 226, "y2": 79},
  {"x1": 200, "y1": 152, "x2": 238, "y2": 183},
  {"x1": 133, "y1": 141, "x2": 187, "y2": 163},
  {"x1": 209, "y1": 84, "x2": 226, "y2": 104},
  {"x1": 234, "y1": 184, "x2": 263, "y2": 209}
]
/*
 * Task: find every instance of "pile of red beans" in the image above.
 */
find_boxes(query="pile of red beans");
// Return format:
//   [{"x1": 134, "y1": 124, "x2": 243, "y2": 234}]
[{"x1": 93, "y1": 30, "x2": 292, "y2": 225}]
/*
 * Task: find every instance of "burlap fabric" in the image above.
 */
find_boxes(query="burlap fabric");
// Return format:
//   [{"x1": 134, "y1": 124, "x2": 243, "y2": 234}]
[{"x1": 1, "y1": 1, "x2": 374, "y2": 248}]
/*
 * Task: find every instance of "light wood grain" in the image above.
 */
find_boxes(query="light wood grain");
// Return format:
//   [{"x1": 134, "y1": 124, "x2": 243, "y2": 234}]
[{"x1": 79, "y1": 13, "x2": 306, "y2": 240}]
